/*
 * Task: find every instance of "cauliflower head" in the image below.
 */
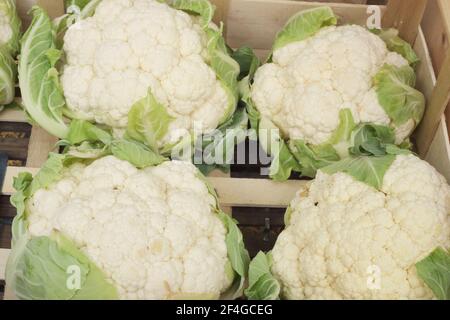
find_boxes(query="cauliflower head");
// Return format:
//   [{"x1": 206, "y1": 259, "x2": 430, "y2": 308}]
[
  {"x1": 253, "y1": 25, "x2": 409, "y2": 145},
  {"x1": 19, "y1": 0, "x2": 240, "y2": 152},
  {"x1": 6, "y1": 152, "x2": 249, "y2": 300},
  {"x1": 0, "y1": 0, "x2": 20, "y2": 107},
  {"x1": 62, "y1": 0, "x2": 229, "y2": 139},
  {"x1": 245, "y1": 7, "x2": 425, "y2": 180},
  {"x1": 265, "y1": 155, "x2": 450, "y2": 299}
]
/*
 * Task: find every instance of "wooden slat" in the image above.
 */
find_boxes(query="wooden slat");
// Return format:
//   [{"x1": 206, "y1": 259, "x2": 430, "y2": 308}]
[
  {"x1": 382, "y1": 0, "x2": 427, "y2": 44},
  {"x1": 444, "y1": 103, "x2": 450, "y2": 136},
  {"x1": 209, "y1": 177, "x2": 307, "y2": 207},
  {"x1": 1, "y1": 166, "x2": 305, "y2": 207},
  {"x1": 426, "y1": 116, "x2": 450, "y2": 181},
  {"x1": 416, "y1": 52, "x2": 450, "y2": 157},
  {"x1": 225, "y1": 0, "x2": 386, "y2": 51},
  {"x1": 208, "y1": 169, "x2": 232, "y2": 214},
  {"x1": 16, "y1": 0, "x2": 34, "y2": 30},
  {"x1": 422, "y1": 0, "x2": 450, "y2": 73},
  {"x1": 4, "y1": 286, "x2": 15, "y2": 300},
  {"x1": 26, "y1": 127, "x2": 58, "y2": 167},
  {"x1": 0, "y1": 107, "x2": 26, "y2": 123},
  {"x1": 211, "y1": 0, "x2": 230, "y2": 34},
  {"x1": 421, "y1": 0, "x2": 450, "y2": 138},
  {"x1": 402, "y1": 0, "x2": 450, "y2": 157},
  {"x1": 437, "y1": 0, "x2": 450, "y2": 38},
  {"x1": 413, "y1": 29, "x2": 450, "y2": 182},
  {"x1": 414, "y1": 29, "x2": 436, "y2": 112},
  {"x1": 306, "y1": 0, "x2": 368, "y2": 3}
]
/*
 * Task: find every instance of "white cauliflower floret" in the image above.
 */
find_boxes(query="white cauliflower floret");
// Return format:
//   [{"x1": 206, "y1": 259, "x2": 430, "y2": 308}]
[
  {"x1": 271, "y1": 154, "x2": 450, "y2": 299},
  {"x1": 285, "y1": 83, "x2": 343, "y2": 145},
  {"x1": 251, "y1": 25, "x2": 410, "y2": 145},
  {"x1": 27, "y1": 156, "x2": 231, "y2": 299},
  {"x1": 182, "y1": 240, "x2": 231, "y2": 295},
  {"x1": 61, "y1": 0, "x2": 229, "y2": 143},
  {"x1": 0, "y1": 10, "x2": 12, "y2": 45}
]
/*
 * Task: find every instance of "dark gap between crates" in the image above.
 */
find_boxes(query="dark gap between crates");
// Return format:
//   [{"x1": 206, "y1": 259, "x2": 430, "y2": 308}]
[
  {"x1": 0, "y1": 280, "x2": 4, "y2": 300},
  {"x1": 0, "y1": 121, "x2": 32, "y2": 166}
]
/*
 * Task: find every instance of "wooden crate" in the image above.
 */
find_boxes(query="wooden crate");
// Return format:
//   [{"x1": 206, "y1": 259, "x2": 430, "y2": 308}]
[
  {"x1": 1, "y1": 0, "x2": 450, "y2": 299},
  {"x1": 419, "y1": 0, "x2": 450, "y2": 179},
  {"x1": 421, "y1": 0, "x2": 450, "y2": 138}
]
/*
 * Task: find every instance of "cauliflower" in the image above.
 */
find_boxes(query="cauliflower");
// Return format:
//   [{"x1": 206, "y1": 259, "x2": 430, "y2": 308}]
[
  {"x1": 0, "y1": 0, "x2": 20, "y2": 108},
  {"x1": 61, "y1": 0, "x2": 228, "y2": 137},
  {"x1": 244, "y1": 6, "x2": 425, "y2": 180},
  {"x1": 19, "y1": 0, "x2": 241, "y2": 153},
  {"x1": 6, "y1": 145, "x2": 249, "y2": 300},
  {"x1": 254, "y1": 25, "x2": 406, "y2": 145},
  {"x1": 246, "y1": 154, "x2": 450, "y2": 300}
]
